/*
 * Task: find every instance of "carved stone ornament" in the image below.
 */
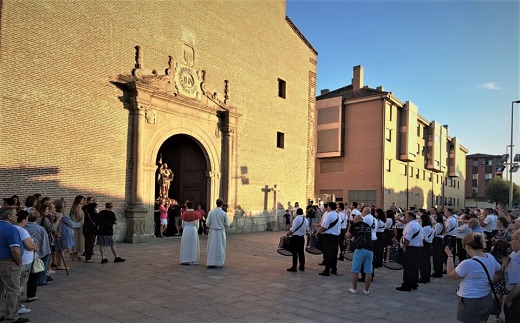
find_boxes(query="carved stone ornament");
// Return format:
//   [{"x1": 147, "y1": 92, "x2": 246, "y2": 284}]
[
  {"x1": 182, "y1": 44, "x2": 195, "y2": 67},
  {"x1": 144, "y1": 108, "x2": 156, "y2": 125},
  {"x1": 174, "y1": 63, "x2": 202, "y2": 100}
]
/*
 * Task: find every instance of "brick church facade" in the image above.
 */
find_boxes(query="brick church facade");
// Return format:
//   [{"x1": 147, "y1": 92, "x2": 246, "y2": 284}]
[{"x1": 0, "y1": 1, "x2": 317, "y2": 241}]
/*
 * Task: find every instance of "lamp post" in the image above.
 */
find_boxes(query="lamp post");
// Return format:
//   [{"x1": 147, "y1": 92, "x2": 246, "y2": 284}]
[{"x1": 509, "y1": 100, "x2": 520, "y2": 208}]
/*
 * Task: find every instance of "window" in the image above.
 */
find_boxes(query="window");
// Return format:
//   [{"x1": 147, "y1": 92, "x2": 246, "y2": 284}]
[
  {"x1": 276, "y1": 132, "x2": 284, "y2": 149},
  {"x1": 417, "y1": 126, "x2": 421, "y2": 137},
  {"x1": 386, "y1": 128, "x2": 392, "y2": 142},
  {"x1": 472, "y1": 160, "x2": 478, "y2": 167},
  {"x1": 484, "y1": 173, "x2": 492, "y2": 179},
  {"x1": 400, "y1": 164, "x2": 407, "y2": 175},
  {"x1": 385, "y1": 159, "x2": 391, "y2": 171},
  {"x1": 472, "y1": 174, "x2": 478, "y2": 180},
  {"x1": 417, "y1": 144, "x2": 420, "y2": 154},
  {"x1": 410, "y1": 166, "x2": 414, "y2": 177},
  {"x1": 278, "y1": 78, "x2": 286, "y2": 98},
  {"x1": 348, "y1": 190, "x2": 376, "y2": 207},
  {"x1": 486, "y1": 159, "x2": 492, "y2": 166},
  {"x1": 416, "y1": 168, "x2": 419, "y2": 178},
  {"x1": 388, "y1": 105, "x2": 393, "y2": 121}
]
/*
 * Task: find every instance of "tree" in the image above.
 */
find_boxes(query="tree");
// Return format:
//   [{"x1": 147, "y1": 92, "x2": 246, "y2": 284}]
[{"x1": 485, "y1": 177, "x2": 509, "y2": 206}]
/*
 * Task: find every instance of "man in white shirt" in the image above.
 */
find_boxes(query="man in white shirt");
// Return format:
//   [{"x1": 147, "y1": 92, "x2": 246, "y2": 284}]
[
  {"x1": 480, "y1": 208, "x2": 497, "y2": 252},
  {"x1": 396, "y1": 212, "x2": 423, "y2": 292},
  {"x1": 444, "y1": 208, "x2": 458, "y2": 265},
  {"x1": 361, "y1": 207, "x2": 376, "y2": 282},
  {"x1": 337, "y1": 203, "x2": 347, "y2": 261},
  {"x1": 286, "y1": 208, "x2": 308, "y2": 272},
  {"x1": 317, "y1": 202, "x2": 340, "y2": 276}
]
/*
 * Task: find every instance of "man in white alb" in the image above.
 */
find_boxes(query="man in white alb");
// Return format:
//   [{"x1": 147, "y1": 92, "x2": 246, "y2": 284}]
[{"x1": 206, "y1": 199, "x2": 230, "y2": 268}]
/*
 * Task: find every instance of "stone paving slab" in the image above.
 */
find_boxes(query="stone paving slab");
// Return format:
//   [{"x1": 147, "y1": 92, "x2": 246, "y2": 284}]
[{"x1": 22, "y1": 231, "x2": 463, "y2": 322}]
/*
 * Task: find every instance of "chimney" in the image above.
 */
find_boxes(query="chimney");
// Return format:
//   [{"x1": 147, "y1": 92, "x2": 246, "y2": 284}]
[
  {"x1": 320, "y1": 89, "x2": 330, "y2": 95},
  {"x1": 376, "y1": 86, "x2": 384, "y2": 91},
  {"x1": 352, "y1": 65, "x2": 364, "y2": 91}
]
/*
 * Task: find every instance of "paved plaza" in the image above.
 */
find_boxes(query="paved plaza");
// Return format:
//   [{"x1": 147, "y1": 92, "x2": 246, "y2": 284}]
[{"x1": 24, "y1": 231, "x2": 461, "y2": 323}]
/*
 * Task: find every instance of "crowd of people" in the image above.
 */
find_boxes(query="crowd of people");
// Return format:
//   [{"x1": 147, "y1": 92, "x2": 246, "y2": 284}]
[
  {"x1": 0, "y1": 194, "x2": 125, "y2": 323},
  {"x1": 285, "y1": 200, "x2": 520, "y2": 323}
]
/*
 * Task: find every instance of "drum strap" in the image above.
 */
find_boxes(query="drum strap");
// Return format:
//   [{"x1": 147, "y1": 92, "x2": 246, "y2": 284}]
[
  {"x1": 323, "y1": 216, "x2": 339, "y2": 232},
  {"x1": 293, "y1": 217, "x2": 305, "y2": 233}
]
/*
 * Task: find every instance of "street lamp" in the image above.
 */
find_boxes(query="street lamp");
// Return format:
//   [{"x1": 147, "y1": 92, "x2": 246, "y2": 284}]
[{"x1": 509, "y1": 100, "x2": 520, "y2": 208}]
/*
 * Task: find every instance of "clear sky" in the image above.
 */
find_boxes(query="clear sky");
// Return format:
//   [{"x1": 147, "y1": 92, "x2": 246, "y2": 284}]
[{"x1": 286, "y1": 0, "x2": 519, "y2": 159}]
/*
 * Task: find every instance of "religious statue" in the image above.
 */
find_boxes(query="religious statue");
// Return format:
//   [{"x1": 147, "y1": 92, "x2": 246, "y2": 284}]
[{"x1": 157, "y1": 163, "x2": 174, "y2": 198}]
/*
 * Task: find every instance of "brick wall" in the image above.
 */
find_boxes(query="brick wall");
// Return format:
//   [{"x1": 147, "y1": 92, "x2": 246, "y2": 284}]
[{"x1": 0, "y1": 0, "x2": 316, "y2": 238}]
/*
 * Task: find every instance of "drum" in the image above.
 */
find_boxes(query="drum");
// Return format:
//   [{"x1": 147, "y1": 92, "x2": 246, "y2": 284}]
[
  {"x1": 383, "y1": 246, "x2": 403, "y2": 270},
  {"x1": 305, "y1": 233, "x2": 322, "y2": 255},
  {"x1": 343, "y1": 239, "x2": 354, "y2": 261},
  {"x1": 277, "y1": 236, "x2": 292, "y2": 256}
]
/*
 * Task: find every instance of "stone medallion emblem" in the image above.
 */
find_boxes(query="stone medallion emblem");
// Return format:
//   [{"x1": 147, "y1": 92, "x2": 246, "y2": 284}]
[{"x1": 175, "y1": 63, "x2": 202, "y2": 100}]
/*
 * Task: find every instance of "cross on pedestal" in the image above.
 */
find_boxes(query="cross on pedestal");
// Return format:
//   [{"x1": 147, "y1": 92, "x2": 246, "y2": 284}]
[{"x1": 261, "y1": 185, "x2": 272, "y2": 211}]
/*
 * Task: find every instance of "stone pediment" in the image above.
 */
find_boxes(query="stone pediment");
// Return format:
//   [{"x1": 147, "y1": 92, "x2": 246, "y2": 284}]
[{"x1": 114, "y1": 46, "x2": 237, "y2": 115}]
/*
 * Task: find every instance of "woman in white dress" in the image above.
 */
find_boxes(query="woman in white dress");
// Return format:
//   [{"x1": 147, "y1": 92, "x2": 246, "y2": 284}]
[{"x1": 179, "y1": 201, "x2": 201, "y2": 265}]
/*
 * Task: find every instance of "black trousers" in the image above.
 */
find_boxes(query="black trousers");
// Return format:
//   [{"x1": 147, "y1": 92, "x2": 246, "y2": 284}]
[
  {"x1": 402, "y1": 246, "x2": 422, "y2": 289},
  {"x1": 374, "y1": 232, "x2": 384, "y2": 268},
  {"x1": 432, "y1": 237, "x2": 444, "y2": 277},
  {"x1": 396, "y1": 228, "x2": 404, "y2": 241},
  {"x1": 504, "y1": 296, "x2": 520, "y2": 323},
  {"x1": 26, "y1": 272, "x2": 38, "y2": 298},
  {"x1": 84, "y1": 234, "x2": 96, "y2": 260},
  {"x1": 338, "y1": 229, "x2": 346, "y2": 257},
  {"x1": 290, "y1": 235, "x2": 305, "y2": 269},
  {"x1": 321, "y1": 234, "x2": 338, "y2": 273},
  {"x1": 419, "y1": 242, "x2": 432, "y2": 281},
  {"x1": 456, "y1": 238, "x2": 466, "y2": 264},
  {"x1": 484, "y1": 231, "x2": 493, "y2": 252}
]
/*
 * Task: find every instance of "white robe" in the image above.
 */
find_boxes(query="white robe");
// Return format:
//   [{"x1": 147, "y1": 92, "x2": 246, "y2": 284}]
[
  {"x1": 180, "y1": 220, "x2": 200, "y2": 264},
  {"x1": 206, "y1": 207, "x2": 230, "y2": 266}
]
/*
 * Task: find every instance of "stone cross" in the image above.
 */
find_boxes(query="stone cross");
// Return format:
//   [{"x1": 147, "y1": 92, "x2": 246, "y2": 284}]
[{"x1": 261, "y1": 185, "x2": 272, "y2": 211}]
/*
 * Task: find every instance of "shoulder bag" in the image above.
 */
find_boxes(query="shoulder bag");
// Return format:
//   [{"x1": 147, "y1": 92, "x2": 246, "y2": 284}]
[{"x1": 472, "y1": 258, "x2": 501, "y2": 316}]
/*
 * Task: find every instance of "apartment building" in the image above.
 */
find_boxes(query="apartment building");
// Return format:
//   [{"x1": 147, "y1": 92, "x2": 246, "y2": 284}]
[{"x1": 315, "y1": 66, "x2": 468, "y2": 210}]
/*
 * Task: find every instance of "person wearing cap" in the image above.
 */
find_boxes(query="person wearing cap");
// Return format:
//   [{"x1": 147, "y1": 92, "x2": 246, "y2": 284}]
[{"x1": 97, "y1": 203, "x2": 125, "y2": 264}]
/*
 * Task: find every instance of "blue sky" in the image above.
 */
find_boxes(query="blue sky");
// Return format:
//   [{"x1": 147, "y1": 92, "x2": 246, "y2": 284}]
[{"x1": 286, "y1": 0, "x2": 519, "y2": 158}]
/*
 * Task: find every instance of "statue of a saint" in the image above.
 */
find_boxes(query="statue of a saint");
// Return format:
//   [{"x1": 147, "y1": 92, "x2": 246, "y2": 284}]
[{"x1": 157, "y1": 163, "x2": 174, "y2": 198}]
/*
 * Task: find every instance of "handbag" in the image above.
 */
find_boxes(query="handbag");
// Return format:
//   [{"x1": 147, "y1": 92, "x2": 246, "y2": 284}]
[
  {"x1": 472, "y1": 258, "x2": 501, "y2": 316},
  {"x1": 31, "y1": 253, "x2": 45, "y2": 273}
]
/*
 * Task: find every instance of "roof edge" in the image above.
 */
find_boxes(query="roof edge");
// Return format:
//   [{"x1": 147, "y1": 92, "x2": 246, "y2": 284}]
[{"x1": 285, "y1": 16, "x2": 318, "y2": 55}]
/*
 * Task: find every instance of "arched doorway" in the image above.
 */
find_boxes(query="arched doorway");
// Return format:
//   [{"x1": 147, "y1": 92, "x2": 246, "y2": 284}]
[{"x1": 156, "y1": 134, "x2": 209, "y2": 209}]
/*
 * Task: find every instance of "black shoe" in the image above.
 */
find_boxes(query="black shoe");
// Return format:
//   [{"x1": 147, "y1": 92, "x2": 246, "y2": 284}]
[
  {"x1": 418, "y1": 279, "x2": 430, "y2": 284},
  {"x1": 443, "y1": 270, "x2": 447, "y2": 274},
  {"x1": 0, "y1": 316, "x2": 4, "y2": 322},
  {"x1": 114, "y1": 257, "x2": 126, "y2": 263},
  {"x1": 331, "y1": 270, "x2": 337, "y2": 275},
  {"x1": 431, "y1": 273, "x2": 442, "y2": 278},
  {"x1": 287, "y1": 268, "x2": 297, "y2": 272},
  {"x1": 298, "y1": 267, "x2": 305, "y2": 271},
  {"x1": 318, "y1": 262, "x2": 325, "y2": 266},
  {"x1": 207, "y1": 265, "x2": 217, "y2": 269},
  {"x1": 412, "y1": 284, "x2": 418, "y2": 290},
  {"x1": 396, "y1": 286, "x2": 411, "y2": 292},
  {"x1": 101, "y1": 258, "x2": 108, "y2": 264},
  {"x1": 13, "y1": 318, "x2": 30, "y2": 323},
  {"x1": 46, "y1": 276, "x2": 53, "y2": 282},
  {"x1": 318, "y1": 271, "x2": 330, "y2": 276}
]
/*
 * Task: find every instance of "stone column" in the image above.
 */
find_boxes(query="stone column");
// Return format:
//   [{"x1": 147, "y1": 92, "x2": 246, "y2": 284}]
[
  {"x1": 218, "y1": 111, "x2": 232, "y2": 203},
  {"x1": 125, "y1": 104, "x2": 155, "y2": 243}
]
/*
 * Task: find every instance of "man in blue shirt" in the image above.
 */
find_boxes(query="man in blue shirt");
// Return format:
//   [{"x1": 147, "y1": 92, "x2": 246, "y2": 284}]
[{"x1": 0, "y1": 207, "x2": 27, "y2": 323}]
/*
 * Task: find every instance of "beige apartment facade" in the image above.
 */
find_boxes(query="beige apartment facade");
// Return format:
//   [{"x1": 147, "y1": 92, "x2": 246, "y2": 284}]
[
  {"x1": 0, "y1": 0, "x2": 317, "y2": 241},
  {"x1": 315, "y1": 66, "x2": 468, "y2": 210}
]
